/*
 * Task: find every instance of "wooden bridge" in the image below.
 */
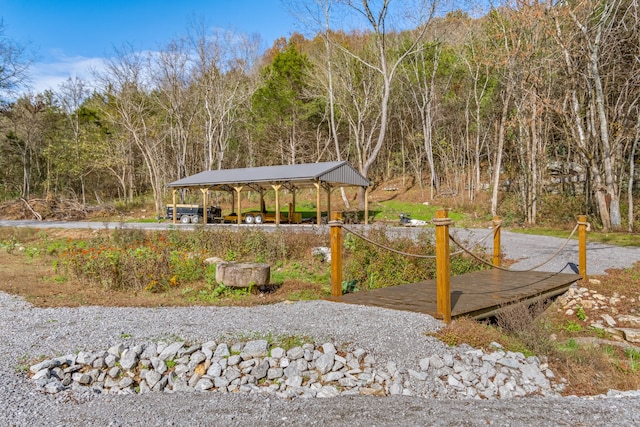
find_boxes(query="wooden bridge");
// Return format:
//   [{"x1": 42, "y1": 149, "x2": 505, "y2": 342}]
[
  {"x1": 329, "y1": 269, "x2": 581, "y2": 320},
  {"x1": 326, "y1": 211, "x2": 587, "y2": 322}
]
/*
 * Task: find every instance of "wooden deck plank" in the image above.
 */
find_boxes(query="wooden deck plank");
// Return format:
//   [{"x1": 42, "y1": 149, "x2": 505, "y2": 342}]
[{"x1": 332, "y1": 269, "x2": 581, "y2": 320}]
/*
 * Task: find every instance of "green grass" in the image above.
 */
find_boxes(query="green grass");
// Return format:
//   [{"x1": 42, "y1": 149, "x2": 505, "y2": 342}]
[
  {"x1": 372, "y1": 200, "x2": 466, "y2": 223},
  {"x1": 270, "y1": 262, "x2": 330, "y2": 284},
  {"x1": 558, "y1": 338, "x2": 580, "y2": 352},
  {"x1": 562, "y1": 321, "x2": 583, "y2": 332}
]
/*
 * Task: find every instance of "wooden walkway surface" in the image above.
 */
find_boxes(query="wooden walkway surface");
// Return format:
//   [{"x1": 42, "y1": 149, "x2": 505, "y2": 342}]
[{"x1": 329, "y1": 269, "x2": 581, "y2": 320}]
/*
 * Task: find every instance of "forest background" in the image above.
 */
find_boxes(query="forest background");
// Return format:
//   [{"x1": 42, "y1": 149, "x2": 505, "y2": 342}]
[{"x1": 1, "y1": 0, "x2": 639, "y2": 231}]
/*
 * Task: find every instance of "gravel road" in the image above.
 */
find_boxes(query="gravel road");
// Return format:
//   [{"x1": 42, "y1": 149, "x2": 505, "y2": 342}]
[
  {"x1": 2, "y1": 220, "x2": 640, "y2": 426},
  {"x1": 451, "y1": 227, "x2": 640, "y2": 276}
]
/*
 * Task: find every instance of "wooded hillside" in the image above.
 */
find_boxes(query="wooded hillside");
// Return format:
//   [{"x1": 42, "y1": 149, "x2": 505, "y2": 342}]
[{"x1": 1, "y1": 0, "x2": 638, "y2": 230}]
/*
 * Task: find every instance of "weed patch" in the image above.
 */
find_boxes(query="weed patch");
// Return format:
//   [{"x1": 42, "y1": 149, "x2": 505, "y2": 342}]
[{"x1": 343, "y1": 227, "x2": 486, "y2": 290}]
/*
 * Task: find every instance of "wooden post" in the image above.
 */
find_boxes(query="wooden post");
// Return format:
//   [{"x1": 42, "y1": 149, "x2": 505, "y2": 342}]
[
  {"x1": 329, "y1": 213, "x2": 343, "y2": 298},
  {"x1": 326, "y1": 186, "x2": 332, "y2": 222},
  {"x1": 172, "y1": 189, "x2": 177, "y2": 224},
  {"x1": 314, "y1": 182, "x2": 322, "y2": 225},
  {"x1": 234, "y1": 186, "x2": 243, "y2": 225},
  {"x1": 200, "y1": 188, "x2": 208, "y2": 224},
  {"x1": 291, "y1": 189, "x2": 297, "y2": 224},
  {"x1": 578, "y1": 214, "x2": 587, "y2": 280},
  {"x1": 272, "y1": 184, "x2": 282, "y2": 225},
  {"x1": 230, "y1": 190, "x2": 235, "y2": 218},
  {"x1": 434, "y1": 209, "x2": 452, "y2": 324},
  {"x1": 493, "y1": 216, "x2": 501, "y2": 267},
  {"x1": 364, "y1": 187, "x2": 370, "y2": 225}
]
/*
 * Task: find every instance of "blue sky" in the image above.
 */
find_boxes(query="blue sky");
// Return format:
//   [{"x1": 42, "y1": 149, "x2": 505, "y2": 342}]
[{"x1": 1, "y1": 0, "x2": 300, "y2": 94}]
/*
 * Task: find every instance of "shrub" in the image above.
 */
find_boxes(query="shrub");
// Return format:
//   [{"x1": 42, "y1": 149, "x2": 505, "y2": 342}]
[
  {"x1": 495, "y1": 299, "x2": 556, "y2": 356},
  {"x1": 60, "y1": 230, "x2": 202, "y2": 292},
  {"x1": 58, "y1": 228, "x2": 329, "y2": 293},
  {"x1": 342, "y1": 226, "x2": 485, "y2": 290}
]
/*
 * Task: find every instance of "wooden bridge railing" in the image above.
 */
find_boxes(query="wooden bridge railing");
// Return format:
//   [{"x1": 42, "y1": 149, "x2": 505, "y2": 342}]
[{"x1": 330, "y1": 210, "x2": 589, "y2": 324}]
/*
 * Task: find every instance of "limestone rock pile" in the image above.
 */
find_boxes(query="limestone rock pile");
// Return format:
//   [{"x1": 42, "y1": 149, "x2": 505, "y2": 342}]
[
  {"x1": 556, "y1": 280, "x2": 640, "y2": 344},
  {"x1": 29, "y1": 339, "x2": 561, "y2": 399},
  {"x1": 419, "y1": 344, "x2": 562, "y2": 399}
]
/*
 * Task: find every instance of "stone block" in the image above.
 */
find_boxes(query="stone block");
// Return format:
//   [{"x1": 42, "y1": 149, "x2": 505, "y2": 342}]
[
  {"x1": 619, "y1": 328, "x2": 640, "y2": 343},
  {"x1": 215, "y1": 262, "x2": 270, "y2": 288}
]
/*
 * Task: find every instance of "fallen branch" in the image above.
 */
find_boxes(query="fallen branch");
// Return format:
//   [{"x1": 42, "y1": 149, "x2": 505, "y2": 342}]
[{"x1": 20, "y1": 197, "x2": 43, "y2": 221}]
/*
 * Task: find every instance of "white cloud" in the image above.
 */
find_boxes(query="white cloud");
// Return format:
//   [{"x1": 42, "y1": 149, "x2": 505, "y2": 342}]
[{"x1": 26, "y1": 52, "x2": 107, "y2": 95}]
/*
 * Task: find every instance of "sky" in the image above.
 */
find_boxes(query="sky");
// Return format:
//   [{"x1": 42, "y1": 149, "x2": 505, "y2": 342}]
[{"x1": 1, "y1": 0, "x2": 301, "y2": 94}]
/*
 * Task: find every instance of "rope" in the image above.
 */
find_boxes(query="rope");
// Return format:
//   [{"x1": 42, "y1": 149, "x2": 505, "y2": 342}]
[
  {"x1": 341, "y1": 219, "x2": 587, "y2": 271},
  {"x1": 577, "y1": 220, "x2": 591, "y2": 231},
  {"x1": 449, "y1": 223, "x2": 582, "y2": 272},
  {"x1": 342, "y1": 225, "x2": 464, "y2": 259},
  {"x1": 455, "y1": 225, "x2": 498, "y2": 249}
]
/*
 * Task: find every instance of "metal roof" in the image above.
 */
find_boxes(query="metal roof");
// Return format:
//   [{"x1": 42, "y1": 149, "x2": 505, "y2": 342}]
[{"x1": 167, "y1": 161, "x2": 370, "y2": 189}]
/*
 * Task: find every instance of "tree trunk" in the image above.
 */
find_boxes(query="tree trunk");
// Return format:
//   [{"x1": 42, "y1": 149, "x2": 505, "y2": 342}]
[{"x1": 491, "y1": 80, "x2": 513, "y2": 217}]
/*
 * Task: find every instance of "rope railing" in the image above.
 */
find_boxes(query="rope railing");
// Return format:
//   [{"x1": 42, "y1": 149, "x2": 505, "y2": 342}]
[
  {"x1": 341, "y1": 222, "x2": 500, "y2": 262},
  {"x1": 448, "y1": 222, "x2": 583, "y2": 273},
  {"x1": 342, "y1": 224, "x2": 502, "y2": 260},
  {"x1": 341, "y1": 225, "x2": 460, "y2": 259}
]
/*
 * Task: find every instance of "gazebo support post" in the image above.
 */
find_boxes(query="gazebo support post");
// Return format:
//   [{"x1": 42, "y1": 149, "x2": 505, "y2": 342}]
[
  {"x1": 326, "y1": 186, "x2": 332, "y2": 221},
  {"x1": 200, "y1": 188, "x2": 208, "y2": 224},
  {"x1": 172, "y1": 189, "x2": 177, "y2": 224},
  {"x1": 272, "y1": 184, "x2": 282, "y2": 225},
  {"x1": 291, "y1": 189, "x2": 296, "y2": 224},
  {"x1": 314, "y1": 182, "x2": 321, "y2": 225},
  {"x1": 364, "y1": 187, "x2": 369, "y2": 225},
  {"x1": 234, "y1": 186, "x2": 243, "y2": 225}
]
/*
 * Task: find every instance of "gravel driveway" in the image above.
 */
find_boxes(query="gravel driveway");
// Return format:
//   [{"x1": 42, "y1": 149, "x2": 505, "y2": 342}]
[{"x1": 2, "y1": 220, "x2": 640, "y2": 426}]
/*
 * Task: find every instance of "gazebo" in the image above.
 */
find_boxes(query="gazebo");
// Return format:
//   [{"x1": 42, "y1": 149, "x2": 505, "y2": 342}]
[{"x1": 166, "y1": 161, "x2": 371, "y2": 225}]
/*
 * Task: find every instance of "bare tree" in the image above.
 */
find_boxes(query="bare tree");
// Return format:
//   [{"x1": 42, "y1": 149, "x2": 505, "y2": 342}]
[
  {"x1": 150, "y1": 37, "x2": 201, "y2": 180},
  {"x1": 2, "y1": 94, "x2": 49, "y2": 198},
  {"x1": 190, "y1": 24, "x2": 260, "y2": 171},
  {"x1": 461, "y1": 41, "x2": 492, "y2": 201},
  {"x1": 95, "y1": 45, "x2": 166, "y2": 215},
  {"x1": 0, "y1": 21, "x2": 30, "y2": 99},
  {"x1": 401, "y1": 40, "x2": 448, "y2": 199},
  {"x1": 56, "y1": 77, "x2": 92, "y2": 203},
  {"x1": 326, "y1": 0, "x2": 436, "y2": 206},
  {"x1": 548, "y1": 0, "x2": 640, "y2": 229}
]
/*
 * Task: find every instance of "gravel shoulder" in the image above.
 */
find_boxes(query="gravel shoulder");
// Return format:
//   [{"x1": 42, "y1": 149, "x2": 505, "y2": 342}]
[{"x1": 2, "y1": 221, "x2": 640, "y2": 425}]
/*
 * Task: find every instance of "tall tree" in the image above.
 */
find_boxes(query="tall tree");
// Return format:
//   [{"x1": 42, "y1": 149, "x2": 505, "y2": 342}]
[
  {"x1": 56, "y1": 77, "x2": 92, "y2": 203},
  {"x1": 190, "y1": 24, "x2": 260, "y2": 171},
  {"x1": 0, "y1": 21, "x2": 30, "y2": 100},
  {"x1": 253, "y1": 40, "x2": 316, "y2": 164},
  {"x1": 95, "y1": 45, "x2": 166, "y2": 215},
  {"x1": 328, "y1": 0, "x2": 436, "y2": 205},
  {"x1": 1, "y1": 94, "x2": 52, "y2": 198},
  {"x1": 548, "y1": 0, "x2": 640, "y2": 229},
  {"x1": 150, "y1": 37, "x2": 200, "y2": 181}
]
